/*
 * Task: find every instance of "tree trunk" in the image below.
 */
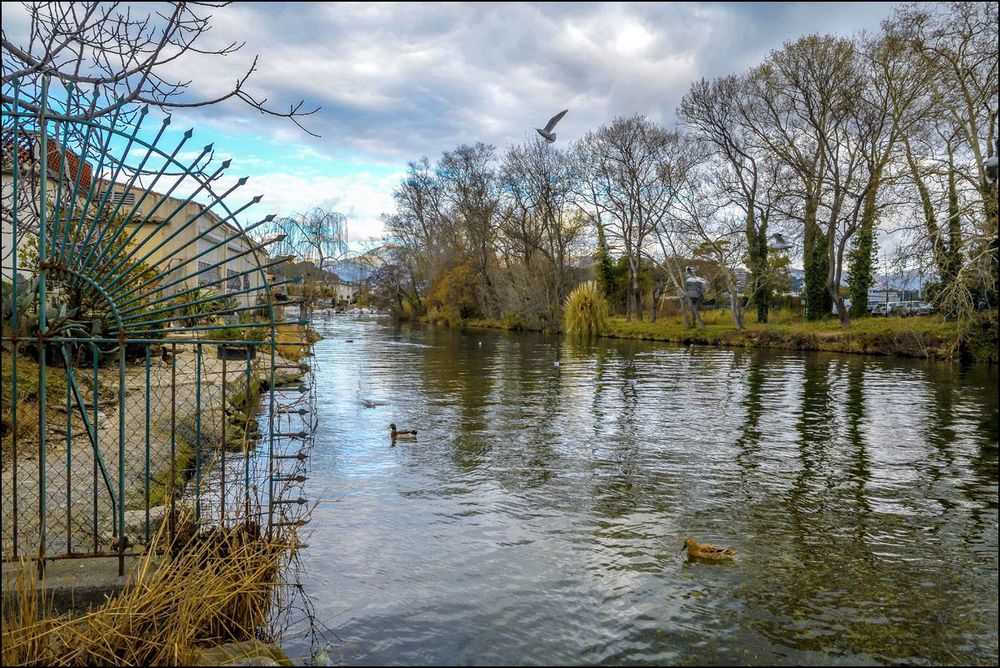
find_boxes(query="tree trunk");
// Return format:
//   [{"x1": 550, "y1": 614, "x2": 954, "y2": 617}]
[
  {"x1": 725, "y1": 270, "x2": 745, "y2": 329},
  {"x1": 746, "y1": 209, "x2": 769, "y2": 323},
  {"x1": 650, "y1": 281, "x2": 665, "y2": 322},
  {"x1": 945, "y1": 149, "x2": 962, "y2": 283},
  {"x1": 626, "y1": 254, "x2": 640, "y2": 322},
  {"x1": 831, "y1": 279, "x2": 850, "y2": 328},
  {"x1": 903, "y1": 136, "x2": 952, "y2": 289}
]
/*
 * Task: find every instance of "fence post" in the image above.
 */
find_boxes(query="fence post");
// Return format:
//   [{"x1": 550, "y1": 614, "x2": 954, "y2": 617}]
[
  {"x1": 36, "y1": 75, "x2": 50, "y2": 579},
  {"x1": 221, "y1": 354, "x2": 227, "y2": 523}
]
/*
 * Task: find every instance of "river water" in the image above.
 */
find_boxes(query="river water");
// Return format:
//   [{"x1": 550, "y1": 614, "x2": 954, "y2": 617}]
[{"x1": 283, "y1": 315, "x2": 998, "y2": 665}]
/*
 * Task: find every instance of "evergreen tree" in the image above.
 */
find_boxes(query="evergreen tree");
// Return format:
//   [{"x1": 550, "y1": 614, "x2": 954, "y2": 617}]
[
  {"x1": 848, "y1": 184, "x2": 879, "y2": 317},
  {"x1": 594, "y1": 222, "x2": 615, "y2": 300}
]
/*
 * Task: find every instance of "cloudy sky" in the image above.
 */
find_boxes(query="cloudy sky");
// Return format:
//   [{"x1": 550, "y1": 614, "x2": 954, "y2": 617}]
[{"x1": 8, "y1": 1, "x2": 902, "y2": 245}]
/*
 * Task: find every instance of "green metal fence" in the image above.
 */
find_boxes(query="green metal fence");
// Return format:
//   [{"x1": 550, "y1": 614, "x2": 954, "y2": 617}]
[{"x1": 2, "y1": 76, "x2": 312, "y2": 577}]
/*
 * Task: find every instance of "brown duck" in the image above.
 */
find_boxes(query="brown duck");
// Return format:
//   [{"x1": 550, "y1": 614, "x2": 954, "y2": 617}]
[
  {"x1": 682, "y1": 537, "x2": 736, "y2": 560},
  {"x1": 389, "y1": 423, "x2": 417, "y2": 440}
]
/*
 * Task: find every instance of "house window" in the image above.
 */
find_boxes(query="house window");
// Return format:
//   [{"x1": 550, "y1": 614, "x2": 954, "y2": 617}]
[
  {"x1": 227, "y1": 269, "x2": 241, "y2": 292},
  {"x1": 198, "y1": 261, "x2": 220, "y2": 287}
]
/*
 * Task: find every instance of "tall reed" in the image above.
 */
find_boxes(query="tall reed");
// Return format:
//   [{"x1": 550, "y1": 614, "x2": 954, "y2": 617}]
[
  {"x1": 1, "y1": 511, "x2": 290, "y2": 666},
  {"x1": 563, "y1": 281, "x2": 610, "y2": 338}
]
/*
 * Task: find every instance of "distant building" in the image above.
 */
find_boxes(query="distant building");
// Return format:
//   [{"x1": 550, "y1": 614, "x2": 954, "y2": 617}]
[
  {"x1": 2, "y1": 131, "x2": 94, "y2": 280},
  {"x1": 867, "y1": 286, "x2": 902, "y2": 305},
  {"x1": 329, "y1": 279, "x2": 356, "y2": 304},
  {"x1": 92, "y1": 178, "x2": 264, "y2": 307}
]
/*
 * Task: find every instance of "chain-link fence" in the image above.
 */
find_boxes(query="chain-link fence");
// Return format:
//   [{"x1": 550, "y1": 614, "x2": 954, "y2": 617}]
[{"x1": 1, "y1": 340, "x2": 293, "y2": 570}]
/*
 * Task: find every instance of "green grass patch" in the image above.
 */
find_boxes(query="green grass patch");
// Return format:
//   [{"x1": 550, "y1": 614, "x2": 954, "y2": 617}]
[
  {"x1": 143, "y1": 433, "x2": 196, "y2": 509},
  {"x1": 602, "y1": 312, "x2": 979, "y2": 361},
  {"x1": 425, "y1": 308, "x2": 994, "y2": 362}
]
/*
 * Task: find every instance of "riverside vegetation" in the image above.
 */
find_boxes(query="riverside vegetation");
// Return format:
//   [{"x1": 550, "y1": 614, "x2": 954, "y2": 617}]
[{"x1": 359, "y1": 3, "x2": 997, "y2": 363}]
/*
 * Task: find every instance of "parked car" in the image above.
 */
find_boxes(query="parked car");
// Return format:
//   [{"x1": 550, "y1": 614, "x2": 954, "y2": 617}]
[
  {"x1": 869, "y1": 302, "x2": 890, "y2": 316},
  {"x1": 886, "y1": 301, "x2": 906, "y2": 316},
  {"x1": 900, "y1": 301, "x2": 934, "y2": 316}
]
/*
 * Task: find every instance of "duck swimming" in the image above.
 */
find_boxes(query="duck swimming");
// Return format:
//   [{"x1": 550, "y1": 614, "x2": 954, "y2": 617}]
[
  {"x1": 682, "y1": 537, "x2": 735, "y2": 561},
  {"x1": 389, "y1": 423, "x2": 417, "y2": 440}
]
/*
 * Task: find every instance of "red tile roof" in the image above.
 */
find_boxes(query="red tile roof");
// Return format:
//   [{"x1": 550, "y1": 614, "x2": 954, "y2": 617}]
[{"x1": 2, "y1": 129, "x2": 94, "y2": 192}]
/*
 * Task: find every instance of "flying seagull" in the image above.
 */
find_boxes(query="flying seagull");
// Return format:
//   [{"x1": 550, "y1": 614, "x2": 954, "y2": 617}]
[{"x1": 536, "y1": 109, "x2": 568, "y2": 143}]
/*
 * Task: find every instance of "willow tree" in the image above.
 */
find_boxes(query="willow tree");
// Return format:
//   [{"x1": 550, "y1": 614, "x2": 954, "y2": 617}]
[{"x1": 274, "y1": 207, "x2": 349, "y2": 317}]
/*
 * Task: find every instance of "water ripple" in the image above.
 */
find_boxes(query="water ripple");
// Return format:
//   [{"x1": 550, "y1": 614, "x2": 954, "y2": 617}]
[{"x1": 287, "y1": 315, "x2": 999, "y2": 666}]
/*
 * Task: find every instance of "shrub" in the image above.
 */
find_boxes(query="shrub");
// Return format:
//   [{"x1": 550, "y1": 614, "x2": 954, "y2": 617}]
[
  {"x1": 501, "y1": 311, "x2": 525, "y2": 331},
  {"x1": 563, "y1": 281, "x2": 609, "y2": 338},
  {"x1": 426, "y1": 263, "x2": 481, "y2": 325}
]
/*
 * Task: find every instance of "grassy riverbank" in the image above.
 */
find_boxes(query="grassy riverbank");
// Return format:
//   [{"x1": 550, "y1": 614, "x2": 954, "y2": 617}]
[{"x1": 446, "y1": 308, "x2": 998, "y2": 363}]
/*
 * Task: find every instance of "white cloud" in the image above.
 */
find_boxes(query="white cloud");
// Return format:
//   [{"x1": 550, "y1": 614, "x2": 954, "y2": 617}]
[
  {"x1": 4, "y1": 1, "x2": 901, "y2": 242},
  {"x1": 207, "y1": 169, "x2": 405, "y2": 245}
]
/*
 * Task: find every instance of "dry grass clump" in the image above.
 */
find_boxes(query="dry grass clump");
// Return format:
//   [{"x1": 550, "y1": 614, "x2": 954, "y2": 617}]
[{"x1": 1, "y1": 513, "x2": 289, "y2": 666}]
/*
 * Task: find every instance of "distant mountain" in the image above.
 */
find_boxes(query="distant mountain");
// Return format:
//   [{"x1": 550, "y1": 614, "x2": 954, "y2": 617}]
[
  {"x1": 789, "y1": 268, "x2": 805, "y2": 294},
  {"x1": 878, "y1": 268, "x2": 939, "y2": 291}
]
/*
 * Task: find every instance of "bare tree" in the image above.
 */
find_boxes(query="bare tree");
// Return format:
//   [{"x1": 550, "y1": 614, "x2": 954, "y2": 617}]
[
  {"x1": 2, "y1": 2, "x2": 318, "y2": 131},
  {"x1": 499, "y1": 137, "x2": 585, "y2": 325},
  {"x1": 437, "y1": 142, "x2": 503, "y2": 316},
  {"x1": 573, "y1": 116, "x2": 679, "y2": 321},
  {"x1": 383, "y1": 157, "x2": 455, "y2": 306},
  {"x1": 669, "y1": 167, "x2": 750, "y2": 329},
  {"x1": 890, "y1": 2, "x2": 998, "y2": 315},
  {"x1": 679, "y1": 74, "x2": 785, "y2": 323},
  {"x1": 745, "y1": 35, "x2": 873, "y2": 327},
  {"x1": 359, "y1": 240, "x2": 413, "y2": 314}
]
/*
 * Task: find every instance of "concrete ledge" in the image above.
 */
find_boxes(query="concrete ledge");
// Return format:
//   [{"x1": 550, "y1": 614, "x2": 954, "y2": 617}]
[{"x1": 1, "y1": 555, "x2": 157, "y2": 618}]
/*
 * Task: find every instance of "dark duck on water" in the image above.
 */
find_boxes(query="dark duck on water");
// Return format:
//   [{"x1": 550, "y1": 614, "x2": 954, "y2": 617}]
[{"x1": 389, "y1": 423, "x2": 417, "y2": 440}]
